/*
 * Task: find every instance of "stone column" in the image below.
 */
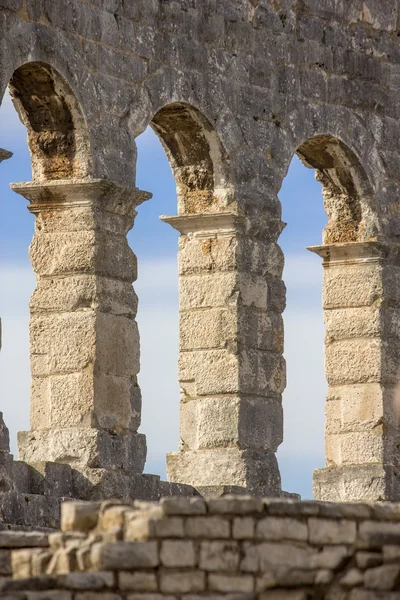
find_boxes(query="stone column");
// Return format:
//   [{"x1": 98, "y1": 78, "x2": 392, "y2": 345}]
[
  {"x1": 311, "y1": 241, "x2": 400, "y2": 502},
  {"x1": 11, "y1": 179, "x2": 151, "y2": 476},
  {"x1": 162, "y1": 213, "x2": 284, "y2": 496}
]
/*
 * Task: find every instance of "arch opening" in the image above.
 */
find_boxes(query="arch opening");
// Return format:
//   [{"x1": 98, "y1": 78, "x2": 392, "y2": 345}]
[
  {"x1": 296, "y1": 134, "x2": 377, "y2": 244},
  {"x1": 150, "y1": 102, "x2": 233, "y2": 214},
  {"x1": 8, "y1": 61, "x2": 91, "y2": 181}
]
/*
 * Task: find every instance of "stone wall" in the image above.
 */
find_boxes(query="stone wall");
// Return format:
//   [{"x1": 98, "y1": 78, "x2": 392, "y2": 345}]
[{"x1": 3, "y1": 497, "x2": 400, "y2": 598}]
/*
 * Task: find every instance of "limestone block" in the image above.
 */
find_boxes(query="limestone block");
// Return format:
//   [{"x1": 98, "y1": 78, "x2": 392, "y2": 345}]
[
  {"x1": 178, "y1": 235, "x2": 237, "y2": 275},
  {"x1": 359, "y1": 521, "x2": 400, "y2": 548},
  {"x1": 159, "y1": 569, "x2": 205, "y2": 593},
  {"x1": 61, "y1": 501, "x2": 100, "y2": 532},
  {"x1": 308, "y1": 518, "x2": 356, "y2": 544},
  {"x1": 180, "y1": 308, "x2": 237, "y2": 351},
  {"x1": 61, "y1": 571, "x2": 115, "y2": 590},
  {"x1": 18, "y1": 428, "x2": 146, "y2": 471},
  {"x1": 159, "y1": 497, "x2": 206, "y2": 515},
  {"x1": 233, "y1": 517, "x2": 255, "y2": 539},
  {"x1": 239, "y1": 348, "x2": 286, "y2": 396},
  {"x1": 91, "y1": 541, "x2": 159, "y2": 570},
  {"x1": 208, "y1": 573, "x2": 254, "y2": 593},
  {"x1": 180, "y1": 397, "x2": 283, "y2": 451},
  {"x1": 178, "y1": 350, "x2": 239, "y2": 396},
  {"x1": 119, "y1": 571, "x2": 158, "y2": 591},
  {"x1": 30, "y1": 231, "x2": 137, "y2": 281},
  {"x1": 324, "y1": 384, "x2": 398, "y2": 436},
  {"x1": 238, "y1": 309, "x2": 284, "y2": 354},
  {"x1": 241, "y1": 542, "x2": 315, "y2": 572},
  {"x1": 167, "y1": 448, "x2": 281, "y2": 495},
  {"x1": 14, "y1": 462, "x2": 73, "y2": 497},
  {"x1": 30, "y1": 313, "x2": 97, "y2": 376},
  {"x1": 364, "y1": 564, "x2": 400, "y2": 590},
  {"x1": 199, "y1": 540, "x2": 239, "y2": 571},
  {"x1": 322, "y1": 263, "x2": 383, "y2": 309},
  {"x1": 313, "y1": 464, "x2": 400, "y2": 502},
  {"x1": 324, "y1": 306, "x2": 381, "y2": 339},
  {"x1": 255, "y1": 517, "x2": 308, "y2": 542},
  {"x1": 325, "y1": 339, "x2": 384, "y2": 385},
  {"x1": 310, "y1": 546, "x2": 349, "y2": 569},
  {"x1": 179, "y1": 271, "x2": 268, "y2": 311},
  {"x1": 185, "y1": 516, "x2": 230, "y2": 539},
  {"x1": 207, "y1": 496, "x2": 263, "y2": 514},
  {"x1": 160, "y1": 541, "x2": 196, "y2": 567},
  {"x1": 30, "y1": 276, "x2": 138, "y2": 318},
  {"x1": 96, "y1": 313, "x2": 140, "y2": 377},
  {"x1": 325, "y1": 429, "x2": 395, "y2": 466}
]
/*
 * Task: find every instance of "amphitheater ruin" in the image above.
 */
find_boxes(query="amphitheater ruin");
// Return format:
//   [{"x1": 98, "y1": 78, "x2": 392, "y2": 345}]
[{"x1": 2, "y1": 0, "x2": 400, "y2": 596}]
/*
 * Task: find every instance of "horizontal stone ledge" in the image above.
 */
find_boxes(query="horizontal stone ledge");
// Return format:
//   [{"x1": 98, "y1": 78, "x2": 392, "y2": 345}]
[
  {"x1": 308, "y1": 240, "x2": 400, "y2": 266},
  {"x1": 160, "y1": 212, "x2": 244, "y2": 235}
]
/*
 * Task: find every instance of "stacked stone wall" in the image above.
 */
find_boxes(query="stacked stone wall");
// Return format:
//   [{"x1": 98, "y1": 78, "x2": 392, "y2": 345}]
[{"x1": 2, "y1": 497, "x2": 400, "y2": 598}]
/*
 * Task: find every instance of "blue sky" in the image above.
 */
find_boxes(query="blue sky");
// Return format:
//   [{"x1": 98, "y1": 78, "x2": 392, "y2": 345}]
[{"x1": 0, "y1": 91, "x2": 327, "y2": 498}]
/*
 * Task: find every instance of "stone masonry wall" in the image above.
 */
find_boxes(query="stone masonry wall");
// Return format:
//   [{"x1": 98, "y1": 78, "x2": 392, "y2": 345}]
[
  {"x1": 3, "y1": 497, "x2": 400, "y2": 598},
  {"x1": 4, "y1": 0, "x2": 400, "y2": 503}
]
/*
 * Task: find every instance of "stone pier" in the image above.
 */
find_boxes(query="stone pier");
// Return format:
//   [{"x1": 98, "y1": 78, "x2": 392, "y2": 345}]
[
  {"x1": 162, "y1": 213, "x2": 284, "y2": 496},
  {"x1": 11, "y1": 178, "x2": 151, "y2": 481},
  {"x1": 311, "y1": 242, "x2": 400, "y2": 502}
]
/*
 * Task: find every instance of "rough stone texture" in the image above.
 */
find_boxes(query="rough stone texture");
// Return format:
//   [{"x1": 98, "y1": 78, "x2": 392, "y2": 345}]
[
  {"x1": 6, "y1": 497, "x2": 400, "y2": 597},
  {"x1": 1, "y1": 0, "x2": 400, "y2": 504}
]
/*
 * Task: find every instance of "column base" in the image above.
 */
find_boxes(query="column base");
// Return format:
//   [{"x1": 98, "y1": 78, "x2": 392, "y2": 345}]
[
  {"x1": 313, "y1": 464, "x2": 400, "y2": 502},
  {"x1": 18, "y1": 428, "x2": 146, "y2": 472},
  {"x1": 167, "y1": 448, "x2": 282, "y2": 497}
]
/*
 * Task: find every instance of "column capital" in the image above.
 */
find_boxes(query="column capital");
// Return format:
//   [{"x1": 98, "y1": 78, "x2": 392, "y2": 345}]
[
  {"x1": 160, "y1": 212, "x2": 244, "y2": 237},
  {"x1": 0, "y1": 148, "x2": 12, "y2": 163},
  {"x1": 11, "y1": 178, "x2": 152, "y2": 216},
  {"x1": 307, "y1": 240, "x2": 400, "y2": 266}
]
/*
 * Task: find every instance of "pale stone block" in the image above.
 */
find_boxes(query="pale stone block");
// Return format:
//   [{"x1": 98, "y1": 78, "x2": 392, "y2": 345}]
[
  {"x1": 30, "y1": 313, "x2": 97, "y2": 376},
  {"x1": 241, "y1": 542, "x2": 315, "y2": 572},
  {"x1": 160, "y1": 541, "x2": 196, "y2": 567},
  {"x1": 185, "y1": 517, "x2": 230, "y2": 539},
  {"x1": 96, "y1": 313, "x2": 140, "y2": 377},
  {"x1": 61, "y1": 501, "x2": 100, "y2": 532},
  {"x1": 238, "y1": 348, "x2": 286, "y2": 396},
  {"x1": 91, "y1": 541, "x2": 159, "y2": 570},
  {"x1": 324, "y1": 306, "x2": 381, "y2": 340},
  {"x1": 359, "y1": 521, "x2": 400, "y2": 547},
  {"x1": 340, "y1": 568, "x2": 364, "y2": 587},
  {"x1": 178, "y1": 235, "x2": 237, "y2": 275},
  {"x1": 18, "y1": 428, "x2": 146, "y2": 471},
  {"x1": 180, "y1": 308, "x2": 237, "y2": 351},
  {"x1": 232, "y1": 517, "x2": 255, "y2": 539},
  {"x1": 364, "y1": 565, "x2": 400, "y2": 590},
  {"x1": 308, "y1": 518, "x2": 356, "y2": 544},
  {"x1": 325, "y1": 339, "x2": 383, "y2": 385},
  {"x1": 208, "y1": 496, "x2": 263, "y2": 514},
  {"x1": 322, "y1": 263, "x2": 383, "y2": 309},
  {"x1": 178, "y1": 350, "x2": 239, "y2": 396},
  {"x1": 313, "y1": 464, "x2": 398, "y2": 503},
  {"x1": 179, "y1": 272, "x2": 268, "y2": 311},
  {"x1": 325, "y1": 430, "x2": 392, "y2": 466},
  {"x1": 199, "y1": 541, "x2": 239, "y2": 571},
  {"x1": 325, "y1": 384, "x2": 396, "y2": 435},
  {"x1": 180, "y1": 397, "x2": 283, "y2": 452},
  {"x1": 126, "y1": 516, "x2": 184, "y2": 540},
  {"x1": 256, "y1": 517, "x2": 308, "y2": 542},
  {"x1": 167, "y1": 448, "x2": 281, "y2": 495},
  {"x1": 119, "y1": 571, "x2": 158, "y2": 591},
  {"x1": 208, "y1": 573, "x2": 254, "y2": 593},
  {"x1": 238, "y1": 309, "x2": 284, "y2": 354},
  {"x1": 356, "y1": 552, "x2": 382, "y2": 569},
  {"x1": 160, "y1": 570, "x2": 205, "y2": 593},
  {"x1": 62, "y1": 572, "x2": 115, "y2": 590},
  {"x1": 160, "y1": 497, "x2": 206, "y2": 515}
]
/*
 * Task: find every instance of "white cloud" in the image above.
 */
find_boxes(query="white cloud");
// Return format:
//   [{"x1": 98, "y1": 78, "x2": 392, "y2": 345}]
[{"x1": 0, "y1": 255, "x2": 326, "y2": 497}]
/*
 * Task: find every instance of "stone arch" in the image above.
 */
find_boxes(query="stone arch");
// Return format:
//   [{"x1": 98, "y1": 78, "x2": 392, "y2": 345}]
[
  {"x1": 295, "y1": 134, "x2": 378, "y2": 244},
  {"x1": 149, "y1": 102, "x2": 234, "y2": 215},
  {"x1": 6, "y1": 61, "x2": 91, "y2": 181}
]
